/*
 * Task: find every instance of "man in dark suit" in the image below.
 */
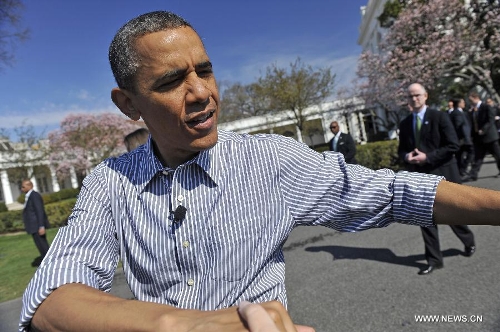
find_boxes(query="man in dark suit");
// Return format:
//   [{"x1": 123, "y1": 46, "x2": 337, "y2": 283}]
[
  {"x1": 329, "y1": 121, "x2": 357, "y2": 164},
  {"x1": 448, "y1": 98, "x2": 473, "y2": 176},
  {"x1": 486, "y1": 98, "x2": 500, "y2": 144},
  {"x1": 398, "y1": 83, "x2": 475, "y2": 275},
  {"x1": 465, "y1": 92, "x2": 500, "y2": 181},
  {"x1": 21, "y1": 179, "x2": 50, "y2": 267}
]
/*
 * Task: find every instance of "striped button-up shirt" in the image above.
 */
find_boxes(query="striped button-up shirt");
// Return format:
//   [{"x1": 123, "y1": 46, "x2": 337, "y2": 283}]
[{"x1": 20, "y1": 130, "x2": 441, "y2": 330}]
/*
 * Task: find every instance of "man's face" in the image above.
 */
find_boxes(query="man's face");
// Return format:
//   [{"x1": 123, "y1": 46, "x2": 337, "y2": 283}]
[
  {"x1": 20, "y1": 182, "x2": 32, "y2": 194},
  {"x1": 407, "y1": 84, "x2": 428, "y2": 111},
  {"x1": 459, "y1": 99, "x2": 465, "y2": 109},
  {"x1": 486, "y1": 98, "x2": 494, "y2": 106},
  {"x1": 330, "y1": 122, "x2": 339, "y2": 135},
  {"x1": 448, "y1": 101, "x2": 453, "y2": 110},
  {"x1": 468, "y1": 95, "x2": 479, "y2": 105},
  {"x1": 126, "y1": 27, "x2": 220, "y2": 165}
]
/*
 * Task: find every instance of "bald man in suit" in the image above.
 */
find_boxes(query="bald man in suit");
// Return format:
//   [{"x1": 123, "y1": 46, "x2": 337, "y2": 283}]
[
  {"x1": 398, "y1": 83, "x2": 475, "y2": 275},
  {"x1": 21, "y1": 179, "x2": 50, "y2": 267}
]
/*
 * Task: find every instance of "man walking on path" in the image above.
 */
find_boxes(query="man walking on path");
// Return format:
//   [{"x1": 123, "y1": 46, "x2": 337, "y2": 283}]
[
  {"x1": 464, "y1": 92, "x2": 500, "y2": 181},
  {"x1": 20, "y1": 179, "x2": 50, "y2": 267},
  {"x1": 448, "y1": 98, "x2": 473, "y2": 176},
  {"x1": 398, "y1": 83, "x2": 475, "y2": 275}
]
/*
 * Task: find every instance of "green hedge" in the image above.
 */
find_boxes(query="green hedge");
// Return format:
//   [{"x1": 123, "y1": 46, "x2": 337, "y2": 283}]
[
  {"x1": 0, "y1": 209, "x2": 23, "y2": 233},
  {"x1": 17, "y1": 188, "x2": 80, "y2": 205},
  {"x1": 315, "y1": 139, "x2": 401, "y2": 171},
  {"x1": 0, "y1": 198, "x2": 76, "y2": 234},
  {"x1": 0, "y1": 202, "x2": 7, "y2": 213},
  {"x1": 356, "y1": 140, "x2": 401, "y2": 172}
]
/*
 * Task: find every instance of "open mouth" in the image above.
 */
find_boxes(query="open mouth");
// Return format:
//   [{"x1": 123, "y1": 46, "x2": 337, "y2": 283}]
[{"x1": 188, "y1": 110, "x2": 215, "y2": 125}]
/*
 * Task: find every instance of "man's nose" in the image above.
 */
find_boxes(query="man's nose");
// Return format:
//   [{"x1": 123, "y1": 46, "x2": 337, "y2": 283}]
[{"x1": 186, "y1": 74, "x2": 211, "y2": 103}]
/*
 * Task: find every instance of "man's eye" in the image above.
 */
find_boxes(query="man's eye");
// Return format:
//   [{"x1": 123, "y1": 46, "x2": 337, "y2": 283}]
[
  {"x1": 158, "y1": 78, "x2": 182, "y2": 90},
  {"x1": 198, "y1": 69, "x2": 213, "y2": 77}
]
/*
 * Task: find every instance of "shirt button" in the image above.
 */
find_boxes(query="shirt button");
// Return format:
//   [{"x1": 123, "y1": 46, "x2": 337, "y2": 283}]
[
  {"x1": 187, "y1": 278, "x2": 194, "y2": 286},
  {"x1": 162, "y1": 170, "x2": 169, "y2": 175},
  {"x1": 177, "y1": 194, "x2": 184, "y2": 202},
  {"x1": 183, "y1": 240, "x2": 190, "y2": 248}
]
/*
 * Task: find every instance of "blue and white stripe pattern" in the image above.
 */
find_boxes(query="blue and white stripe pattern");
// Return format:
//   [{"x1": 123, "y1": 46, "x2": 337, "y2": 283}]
[{"x1": 20, "y1": 130, "x2": 442, "y2": 330}]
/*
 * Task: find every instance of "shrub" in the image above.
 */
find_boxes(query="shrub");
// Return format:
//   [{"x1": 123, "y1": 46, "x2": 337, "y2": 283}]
[
  {"x1": 0, "y1": 202, "x2": 7, "y2": 213},
  {"x1": 17, "y1": 187, "x2": 80, "y2": 205},
  {"x1": 356, "y1": 140, "x2": 401, "y2": 172},
  {"x1": 315, "y1": 140, "x2": 401, "y2": 171},
  {"x1": 44, "y1": 198, "x2": 77, "y2": 227},
  {"x1": 42, "y1": 188, "x2": 80, "y2": 204},
  {"x1": 17, "y1": 193, "x2": 24, "y2": 204},
  {"x1": 0, "y1": 209, "x2": 23, "y2": 233}
]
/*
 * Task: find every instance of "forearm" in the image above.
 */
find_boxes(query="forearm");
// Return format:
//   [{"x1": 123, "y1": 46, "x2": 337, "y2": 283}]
[
  {"x1": 32, "y1": 283, "x2": 203, "y2": 332},
  {"x1": 433, "y1": 180, "x2": 500, "y2": 225},
  {"x1": 32, "y1": 283, "x2": 294, "y2": 332}
]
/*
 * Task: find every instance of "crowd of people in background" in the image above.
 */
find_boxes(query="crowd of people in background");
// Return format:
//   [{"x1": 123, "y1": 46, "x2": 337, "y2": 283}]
[{"x1": 447, "y1": 92, "x2": 500, "y2": 182}]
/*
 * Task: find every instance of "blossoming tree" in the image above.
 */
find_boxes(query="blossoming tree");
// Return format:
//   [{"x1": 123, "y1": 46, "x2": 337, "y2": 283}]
[
  {"x1": 48, "y1": 113, "x2": 140, "y2": 181},
  {"x1": 357, "y1": 0, "x2": 500, "y2": 111}
]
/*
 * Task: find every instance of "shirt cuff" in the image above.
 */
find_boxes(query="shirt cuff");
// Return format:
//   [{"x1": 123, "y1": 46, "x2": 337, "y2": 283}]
[{"x1": 392, "y1": 171, "x2": 444, "y2": 227}]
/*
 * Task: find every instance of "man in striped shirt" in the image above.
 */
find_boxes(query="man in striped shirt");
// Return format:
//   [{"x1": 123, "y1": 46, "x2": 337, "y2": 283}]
[{"x1": 20, "y1": 11, "x2": 500, "y2": 332}]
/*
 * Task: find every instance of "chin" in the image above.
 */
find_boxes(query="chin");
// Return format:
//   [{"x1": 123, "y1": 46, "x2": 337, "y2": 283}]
[{"x1": 193, "y1": 130, "x2": 218, "y2": 151}]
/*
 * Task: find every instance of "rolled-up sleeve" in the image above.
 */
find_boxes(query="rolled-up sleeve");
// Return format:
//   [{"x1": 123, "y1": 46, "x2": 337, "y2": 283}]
[{"x1": 392, "y1": 170, "x2": 442, "y2": 227}]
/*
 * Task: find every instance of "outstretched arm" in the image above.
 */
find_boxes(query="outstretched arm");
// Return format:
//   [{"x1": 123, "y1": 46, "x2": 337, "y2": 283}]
[{"x1": 433, "y1": 180, "x2": 500, "y2": 226}]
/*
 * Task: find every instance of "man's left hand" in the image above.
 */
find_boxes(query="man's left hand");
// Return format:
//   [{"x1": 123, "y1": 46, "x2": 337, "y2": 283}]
[{"x1": 406, "y1": 148, "x2": 427, "y2": 165}]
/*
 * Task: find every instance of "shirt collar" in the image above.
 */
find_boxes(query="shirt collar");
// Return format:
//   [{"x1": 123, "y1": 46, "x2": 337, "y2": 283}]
[
  {"x1": 125, "y1": 134, "x2": 221, "y2": 194},
  {"x1": 25, "y1": 189, "x2": 33, "y2": 199},
  {"x1": 414, "y1": 106, "x2": 427, "y2": 121}
]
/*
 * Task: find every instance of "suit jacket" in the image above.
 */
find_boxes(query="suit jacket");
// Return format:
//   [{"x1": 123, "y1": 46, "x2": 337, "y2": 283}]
[
  {"x1": 448, "y1": 108, "x2": 472, "y2": 145},
  {"x1": 468, "y1": 103, "x2": 499, "y2": 143},
  {"x1": 23, "y1": 190, "x2": 50, "y2": 234},
  {"x1": 329, "y1": 132, "x2": 357, "y2": 163},
  {"x1": 398, "y1": 108, "x2": 460, "y2": 182}
]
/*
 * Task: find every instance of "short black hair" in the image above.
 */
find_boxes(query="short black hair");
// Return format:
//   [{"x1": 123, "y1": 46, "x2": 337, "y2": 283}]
[{"x1": 109, "y1": 11, "x2": 194, "y2": 92}]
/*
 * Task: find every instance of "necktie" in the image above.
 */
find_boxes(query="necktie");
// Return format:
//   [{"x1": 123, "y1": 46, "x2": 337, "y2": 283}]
[
  {"x1": 415, "y1": 116, "x2": 422, "y2": 148},
  {"x1": 473, "y1": 107, "x2": 479, "y2": 133}
]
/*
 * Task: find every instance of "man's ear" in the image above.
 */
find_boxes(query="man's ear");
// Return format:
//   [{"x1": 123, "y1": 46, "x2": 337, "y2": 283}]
[{"x1": 111, "y1": 87, "x2": 141, "y2": 121}]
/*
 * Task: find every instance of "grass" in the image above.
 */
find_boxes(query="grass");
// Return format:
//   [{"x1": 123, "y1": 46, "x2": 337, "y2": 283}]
[{"x1": 0, "y1": 228, "x2": 58, "y2": 303}]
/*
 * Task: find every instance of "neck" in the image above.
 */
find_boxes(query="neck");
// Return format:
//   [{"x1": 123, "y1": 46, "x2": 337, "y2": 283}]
[
  {"x1": 415, "y1": 105, "x2": 425, "y2": 113},
  {"x1": 152, "y1": 141, "x2": 197, "y2": 169}
]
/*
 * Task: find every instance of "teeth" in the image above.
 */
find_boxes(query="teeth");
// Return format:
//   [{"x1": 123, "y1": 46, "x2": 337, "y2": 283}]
[{"x1": 193, "y1": 111, "x2": 213, "y2": 123}]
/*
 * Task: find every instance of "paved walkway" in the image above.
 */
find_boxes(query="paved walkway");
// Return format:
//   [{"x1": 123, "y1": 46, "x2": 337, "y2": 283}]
[{"x1": 2, "y1": 156, "x2": 499, "y2": 331}]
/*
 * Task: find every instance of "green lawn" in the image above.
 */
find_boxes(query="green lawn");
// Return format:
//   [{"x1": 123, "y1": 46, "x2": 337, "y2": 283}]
[{"x1": 0, "y1": 228, "x2": 58, "y2": 303}]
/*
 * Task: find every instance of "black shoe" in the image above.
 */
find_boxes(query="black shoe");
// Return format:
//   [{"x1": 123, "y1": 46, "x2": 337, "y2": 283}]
[
  {"x1": 31, "y1": 256, "x2": 43, "y2": 267},
  {"x1": 464, "y1": 245, "x2": 476, "y2": 257},
  {"x1": 418, "y1": 264, "x2": 443, "y2": 275},
  {"x1": 461, "y1": 175, "x2": 477, "y2": 182}
]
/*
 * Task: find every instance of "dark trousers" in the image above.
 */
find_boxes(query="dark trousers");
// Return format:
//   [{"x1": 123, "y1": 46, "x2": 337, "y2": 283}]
[
  {"x1": 469, "y1": 140, "x2": 500, "y2": 178},
  {"x1": 456, "y1": 144, "x2": 474, "y2": 175},
  {"x1": 421, "y1": 225, "x2": 475, "y2": 266},
  {"x1": 32, "y1": 232, "x2": 50, "y2": 258}
]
